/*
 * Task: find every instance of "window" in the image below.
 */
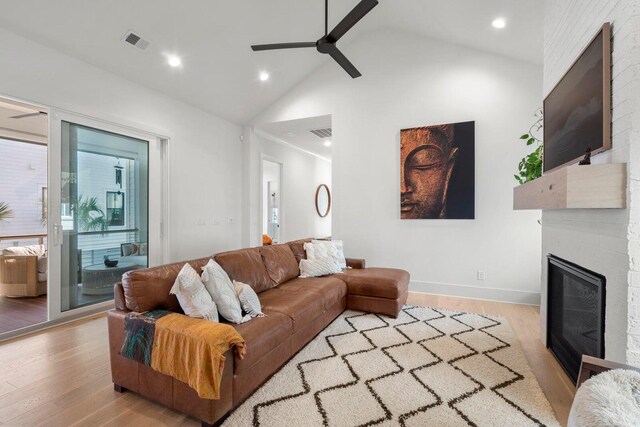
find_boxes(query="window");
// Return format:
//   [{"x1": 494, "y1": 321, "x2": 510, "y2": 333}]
[{"x1": 106, "y1": 191, "x2": 125, "y2": 226}]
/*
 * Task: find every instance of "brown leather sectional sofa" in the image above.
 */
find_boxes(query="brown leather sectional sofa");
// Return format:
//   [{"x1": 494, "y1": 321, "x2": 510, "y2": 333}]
[{"x1": 108, "y1": 239, "x2": 409, "y2": 426}]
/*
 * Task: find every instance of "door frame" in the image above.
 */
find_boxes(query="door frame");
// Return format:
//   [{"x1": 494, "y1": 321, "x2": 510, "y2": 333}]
[
  {"x1": 48, "y1": 109, "x2": 170, "y2": 321},
  {"x1": 259, "y1": 154, "x2": 284, "y2": 244}
]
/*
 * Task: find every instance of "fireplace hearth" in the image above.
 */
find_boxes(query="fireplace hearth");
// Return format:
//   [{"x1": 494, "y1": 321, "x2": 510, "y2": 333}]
[{"x1": 547, "y1": 255, "x2": 605, "y2": 383}]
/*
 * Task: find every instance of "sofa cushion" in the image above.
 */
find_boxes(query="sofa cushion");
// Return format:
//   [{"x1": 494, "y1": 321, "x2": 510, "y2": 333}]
[
  {"x1": 214, "y1": 248, "x2": 273, "y2": 293},
  {"x1": 334, "y1": 267, "x2": 410, "y2": 299},
  {"x1": 278, "y1": 277, "x2": 347, "y2": 310},
  {"x1": 287, "y1": 238, "x2": 312, "y2": 263},
  {"x1": 258, "y1": 288, "x2": 324, "y2": 333},
  {"x1": 231, "y1": 310, "x2": 292, "y2": 374},
  {"x1": 2, "y1": 244, "x2": 46, "y2": 257},
  {"x1": 121, "y1": 257, "x2": 211, "y2": 313},
  {"x1": 259, "y1": 244, "x2": 299, "y2": 285}
]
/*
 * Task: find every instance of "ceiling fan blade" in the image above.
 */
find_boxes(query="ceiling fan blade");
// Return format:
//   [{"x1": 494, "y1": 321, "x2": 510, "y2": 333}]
[
  {"x1": 327, "y1": 0, "x2": 378, "y2": 42},
  {"x1": 251, "y1": 42, "x2": 316, "y2": 51},
  {"x1": 329, "y1": 47, "x2": 361, "y2": 78},
  {"x1": 10, "y1": 112, "x2": 46, "y2": 119}
]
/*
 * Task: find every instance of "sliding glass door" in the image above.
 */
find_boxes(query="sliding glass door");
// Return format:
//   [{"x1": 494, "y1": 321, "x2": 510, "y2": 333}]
[
  {"x1": 59, "y1": 122, "x2": 149, "y2": 311},
  {"x1": 49, "y1": 111, "x2": 166, "y2": 319}
]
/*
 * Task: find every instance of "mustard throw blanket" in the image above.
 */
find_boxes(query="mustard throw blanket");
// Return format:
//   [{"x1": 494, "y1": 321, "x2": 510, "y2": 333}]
[{"x1": 121, "y1": 310, "x2": 246, "y2": 400}]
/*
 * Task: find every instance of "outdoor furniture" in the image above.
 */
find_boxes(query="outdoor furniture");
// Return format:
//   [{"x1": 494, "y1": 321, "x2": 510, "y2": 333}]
[
  {"x1": 82, "y1": 261, "x2": 137, "y2": 295},
  {"x1": 0, "y1": 244, "x2": 47, "y2": 297}
]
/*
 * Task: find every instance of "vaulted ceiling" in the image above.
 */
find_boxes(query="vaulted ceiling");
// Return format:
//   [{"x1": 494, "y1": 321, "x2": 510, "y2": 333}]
[{"x1": 0, "y1": 0, "x2": 542, "y2": 124}]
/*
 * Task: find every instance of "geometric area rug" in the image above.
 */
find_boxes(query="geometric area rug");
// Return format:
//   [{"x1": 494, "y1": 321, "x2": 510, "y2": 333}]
[{"x1": 223, "y1": 306, "x2": 560, "y2": 426}]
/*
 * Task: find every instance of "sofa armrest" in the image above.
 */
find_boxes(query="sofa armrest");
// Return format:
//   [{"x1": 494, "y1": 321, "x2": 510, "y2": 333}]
[{"x1": 346, "y1": 258, "x2": 366, "y2": 269}]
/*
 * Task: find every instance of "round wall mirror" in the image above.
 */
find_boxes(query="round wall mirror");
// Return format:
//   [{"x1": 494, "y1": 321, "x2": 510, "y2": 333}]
[{"x1": 315, "y1": 184, "x2": 331, "y2": 218}]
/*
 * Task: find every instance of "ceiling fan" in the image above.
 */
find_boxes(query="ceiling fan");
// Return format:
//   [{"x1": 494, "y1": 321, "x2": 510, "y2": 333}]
[{"x1": 251, "y1": 0, "x2": 379, "y2": 78}]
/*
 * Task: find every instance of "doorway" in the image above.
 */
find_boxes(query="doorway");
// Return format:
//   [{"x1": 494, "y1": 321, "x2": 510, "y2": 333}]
[
  {"x1": 262, "y1": 159, "x2": 282, "y2": 244},
  {"x1": 0, "y1": 96, "x2": 49, "y2": 334}
]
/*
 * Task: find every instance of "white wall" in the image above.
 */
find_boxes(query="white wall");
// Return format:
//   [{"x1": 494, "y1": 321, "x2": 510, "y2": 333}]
[
  {"x1": 251, "y1": 30, "x2": 543, "y2": 304},
  {"x1": 0, "y1": 27, "x2": 243, "y2": 262},
  {"x1": 242, "y1": 129, "x2": 331, "y2": 246},
  {"x1": 542, "y1": 0, "x2": 640, "y2": 364}
]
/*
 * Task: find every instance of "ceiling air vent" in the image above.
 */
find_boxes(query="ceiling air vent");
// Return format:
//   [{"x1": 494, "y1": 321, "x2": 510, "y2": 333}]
[
  {"x1": 310, "y1": 128, "x2": 332, "y2": 139},
  {"x1": 122, "y1": 31, "x2": 151, "y2": 51}
]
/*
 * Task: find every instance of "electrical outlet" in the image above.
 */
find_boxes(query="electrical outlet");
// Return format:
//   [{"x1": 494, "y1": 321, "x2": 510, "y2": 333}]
[{"x1": 477, "y1": 271, "x2": 485, "y2": 281}]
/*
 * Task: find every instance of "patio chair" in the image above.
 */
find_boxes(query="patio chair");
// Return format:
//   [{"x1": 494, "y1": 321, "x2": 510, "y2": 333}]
[{"x1": 0, "y1": 244, "x2": 47, "y2": 297}]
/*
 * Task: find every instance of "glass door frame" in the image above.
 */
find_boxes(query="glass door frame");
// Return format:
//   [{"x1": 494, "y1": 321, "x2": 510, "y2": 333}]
[{"x1": 48, "y1": 109, "x2": 169, "y2": 321}]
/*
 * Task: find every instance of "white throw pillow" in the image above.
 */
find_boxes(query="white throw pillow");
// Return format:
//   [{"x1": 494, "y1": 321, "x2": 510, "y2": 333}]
[
  {"x1": 37, "y1": 256, "x2": 48, "y2": 274},
  {"x1": 234, "y1": 280, "x2": 266, "y2": 318},
  {"x1": 170, "y1": 263, "x2": 218, "y2": 322},
  {"x1": 307, "y1": 240, "x2": 346, "y2": 269},
  {"x1": 299, "y1": 257, "x2": 342, "y2": 278},
  {"x1": 201, "y1": 259, "x2": 249, "y2": 324}
]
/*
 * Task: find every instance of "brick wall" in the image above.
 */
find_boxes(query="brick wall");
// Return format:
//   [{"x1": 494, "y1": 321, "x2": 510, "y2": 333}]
[{"x1": 542, "y1": 0, "x2": 640, "y2": 364}]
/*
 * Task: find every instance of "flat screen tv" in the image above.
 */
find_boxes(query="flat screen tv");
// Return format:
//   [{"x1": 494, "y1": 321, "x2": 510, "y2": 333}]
[{"x1": 543, "y1": 22, "x2": 611, "y2": 173}]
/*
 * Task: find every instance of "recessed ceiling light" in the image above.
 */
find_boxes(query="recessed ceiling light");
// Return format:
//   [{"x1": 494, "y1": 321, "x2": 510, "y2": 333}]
[
  {"x1": 324, "y1": 140, "x2": 332, "y2": 147},
  {"x1": 259, "y1": 71, "x2": 270, "y2": 81},
  {"x1": 167, "y1": 55, "x2": 182, "y2": 67},
  {"x1": 492, "y1": 18, "x2": 506, "y2": 29}
]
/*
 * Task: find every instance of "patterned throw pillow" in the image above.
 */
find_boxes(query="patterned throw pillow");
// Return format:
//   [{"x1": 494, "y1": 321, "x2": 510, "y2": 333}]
[
  {"x1": 170, "y1": 263, "x2": 218, "y2": 321},
  {"x1": 299, "y1": 257, "x2": 342, "y2": 278},
  {"x1": 233, "y1": 280, "x2": 266, "y2": 318},
  {"x1": 201, "y1": 259, "x2": 249, "y2": 324},
  {"x1": 306, "y1": 240, "x2": 346, "y2": 269}
]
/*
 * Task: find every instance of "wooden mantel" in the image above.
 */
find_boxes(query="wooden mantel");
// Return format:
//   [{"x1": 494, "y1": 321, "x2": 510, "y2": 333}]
[{"x1": 513, "y1": 163, "x2": 627, "y2": 210}]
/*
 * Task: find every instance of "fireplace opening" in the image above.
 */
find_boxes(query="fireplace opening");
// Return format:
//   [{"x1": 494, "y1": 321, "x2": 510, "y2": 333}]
[{"x1": 547, "y1": 255, "x2": 605, "y2": 383}]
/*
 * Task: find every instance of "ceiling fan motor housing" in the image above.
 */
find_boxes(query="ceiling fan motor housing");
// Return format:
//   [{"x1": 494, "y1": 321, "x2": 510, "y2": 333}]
[{"x1": 316, "y1": 38, "x2": 336, "y2": 54}]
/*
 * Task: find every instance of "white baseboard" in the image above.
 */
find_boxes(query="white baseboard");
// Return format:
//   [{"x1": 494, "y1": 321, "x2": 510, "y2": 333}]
[{"x1": 409, "y1": 280, "x2": 541, "y2": 306}]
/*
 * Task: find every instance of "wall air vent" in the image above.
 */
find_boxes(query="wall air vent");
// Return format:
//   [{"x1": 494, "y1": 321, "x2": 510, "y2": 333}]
[
  {"x1": 310, "y1": 128, "x2": 332, "y2": 138},
  {"x1": 122, "y1": 31, "x2": 151, "y2": 51}
]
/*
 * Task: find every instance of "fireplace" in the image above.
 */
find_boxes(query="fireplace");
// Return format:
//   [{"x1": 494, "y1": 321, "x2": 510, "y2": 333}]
[{"x1": 547, "y1": 255, "x2": 605, "y2": 383}]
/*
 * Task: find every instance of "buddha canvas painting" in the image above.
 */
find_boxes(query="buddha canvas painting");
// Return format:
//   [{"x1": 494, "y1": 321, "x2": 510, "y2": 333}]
[{"x1": 400, "y1": 121, "x2": 475, "y2": 219}]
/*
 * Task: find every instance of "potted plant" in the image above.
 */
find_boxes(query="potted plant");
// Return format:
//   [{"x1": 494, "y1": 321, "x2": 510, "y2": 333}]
[
  {"x1": 0, "y1": 201, "x2": 14, "y2": 223},
  {"x1": 514, "y1": 109, "x2": 543, "y2": 185},
  {"x1": 73, "y1": 196, "x2": 108, "y2": 232}
]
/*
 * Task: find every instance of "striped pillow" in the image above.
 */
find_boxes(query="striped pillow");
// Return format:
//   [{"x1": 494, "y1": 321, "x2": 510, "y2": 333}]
[
  {"x1": 299, "y1": 257, "x2": 341, "y2": 278},
  {"x1": 234, "y1": 281, "x2": 265, "y2": 318},
  {"x1": 169, "y1": 263, "x2": 218, "y2": 322}
]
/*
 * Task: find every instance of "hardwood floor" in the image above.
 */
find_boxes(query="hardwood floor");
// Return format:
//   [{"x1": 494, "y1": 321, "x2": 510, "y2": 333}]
[
  {"x1": 0, "y1": 292, "x2": 575, "y2": 426},
  {"x1": 0, "y1": 295, "x2": 47, "y2": 334}
]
